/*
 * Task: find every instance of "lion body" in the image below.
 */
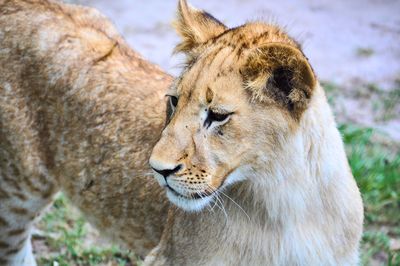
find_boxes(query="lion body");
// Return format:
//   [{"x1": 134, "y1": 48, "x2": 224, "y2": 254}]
[{"x1": 0, "y1": 1, "x2": 170, "y2": 265}]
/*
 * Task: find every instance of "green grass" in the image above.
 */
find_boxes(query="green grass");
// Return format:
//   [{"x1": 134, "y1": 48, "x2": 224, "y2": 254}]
[
  {"x1": 339, "y1": 124, "x2": 400, "y2": 265},
  {"x1": 34, "y1": 196, "x2": 133, "y2": 266},
  {"x1": 34, "y1": 124, "x2": 399, "y2": 265},
  {"x1": 379, "y1": 87, "x2": 400, "y2": 121}
]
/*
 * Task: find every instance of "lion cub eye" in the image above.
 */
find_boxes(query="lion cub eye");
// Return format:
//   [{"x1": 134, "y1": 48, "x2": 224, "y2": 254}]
[
  {"x1": 204, "y1": 110, "x2": 232, "y2": 129},
  {"x1": 208, "y1": 110, "x2": 230, "y2": 122},
  {"x1": 169, "y1": 95, "x2": 178, "y2": 109},
  {"x1": 166, "y1": 95, "x2": 178, "y2": 122}
]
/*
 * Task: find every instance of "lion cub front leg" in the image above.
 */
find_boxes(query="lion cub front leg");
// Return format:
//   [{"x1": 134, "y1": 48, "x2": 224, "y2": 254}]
[
  {"x1": 0, "y1": 171, "x2": 56, "y2": 266},
  {"x1": 0, "y1": 188, "x2": 38, "y2": 266}
]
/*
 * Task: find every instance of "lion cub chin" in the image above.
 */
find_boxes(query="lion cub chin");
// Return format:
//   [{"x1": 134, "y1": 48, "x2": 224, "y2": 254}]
[{"x1": 147, "y1": 0, "x2": 363, "y2": 265}]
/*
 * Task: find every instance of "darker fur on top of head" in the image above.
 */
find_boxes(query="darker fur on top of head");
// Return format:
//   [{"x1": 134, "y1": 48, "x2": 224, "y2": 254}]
[{"x1": 174, "y1": 0, "x2": 316, "y2": 120}]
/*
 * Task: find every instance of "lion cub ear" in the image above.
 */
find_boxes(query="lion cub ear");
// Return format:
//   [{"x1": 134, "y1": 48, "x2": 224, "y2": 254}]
[
  {"x1": 241, "y1": 43, "x2": 317, "y2": 120},
  {"x1": 173, "y1": 0, "x2": 227, "y2": 55}
]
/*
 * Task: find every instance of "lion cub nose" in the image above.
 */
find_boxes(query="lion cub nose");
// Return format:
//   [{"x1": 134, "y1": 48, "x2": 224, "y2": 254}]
[{"x1": 150, "y1": 163, "x2": 183, "y2": 179}]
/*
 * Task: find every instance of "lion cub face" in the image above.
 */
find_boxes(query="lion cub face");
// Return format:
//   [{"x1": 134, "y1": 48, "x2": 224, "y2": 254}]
[
  {"x1": 151, "y1": 64, "x2": 258, "y2": 211},
  {"x1": 150, "y1": 0, "x2": 316, "y2": 211}
]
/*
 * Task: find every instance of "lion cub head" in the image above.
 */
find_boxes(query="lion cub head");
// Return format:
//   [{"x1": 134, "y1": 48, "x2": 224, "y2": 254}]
[{"x1": 150, "y1": 0, "x2": 316, "y2": 211}]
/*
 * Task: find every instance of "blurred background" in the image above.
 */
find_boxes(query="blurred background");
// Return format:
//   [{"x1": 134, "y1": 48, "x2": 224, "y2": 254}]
[{"x1": 34, "y1": 0, "x2": 399, "y2": 265}]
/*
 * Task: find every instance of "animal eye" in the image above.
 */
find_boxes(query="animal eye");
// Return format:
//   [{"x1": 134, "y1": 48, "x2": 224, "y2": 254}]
[
  {"x1": 165, "y1": 95, "x2": 178, "y2": 123},
  {"x1": 169, "y1": 95, "x2": 178, "y2": 108},
  {"x1": 204, "y1": 110, "x2": 232, "y2": 129},
  {"x1": 208, "y1": 110, "x2": 230, "y2": 122}
]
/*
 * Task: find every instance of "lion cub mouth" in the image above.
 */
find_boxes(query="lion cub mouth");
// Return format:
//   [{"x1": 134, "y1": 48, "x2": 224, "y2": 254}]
[
  {"x1": 166, "y1": 184, "x2": 216, "y2": 200},
  {"x1": 164, "y1": 183, "x2": 217, "y2": 212}
]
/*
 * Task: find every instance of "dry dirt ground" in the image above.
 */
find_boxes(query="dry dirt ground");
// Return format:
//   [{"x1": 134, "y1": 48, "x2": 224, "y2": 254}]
[{"x1": 63, "y1": 0, "x2": 400, "y2": 140}]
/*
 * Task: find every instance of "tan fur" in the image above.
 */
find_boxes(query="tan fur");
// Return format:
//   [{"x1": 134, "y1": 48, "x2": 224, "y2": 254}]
[
  {"x1": 0, "y1": 0, "x2": 363, "y2": 265},
  {"x1": 0, "y1": 0, "x2": 171, "y2": 265},
  {"x1": 148, "y1": 0, "x2": 363, "y2": 265}
]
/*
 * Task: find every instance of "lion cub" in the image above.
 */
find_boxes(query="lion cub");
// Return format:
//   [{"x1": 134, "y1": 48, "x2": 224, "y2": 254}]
[
  {"x1": 0, "y1": 0, "x2": 363, "y2": 265},
  {"x1": 0, "y1": 0, "x2": 170, "y2": 265},
  {"x1": 147, "y1": 0, "x2": 363, "y2": 265}
]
